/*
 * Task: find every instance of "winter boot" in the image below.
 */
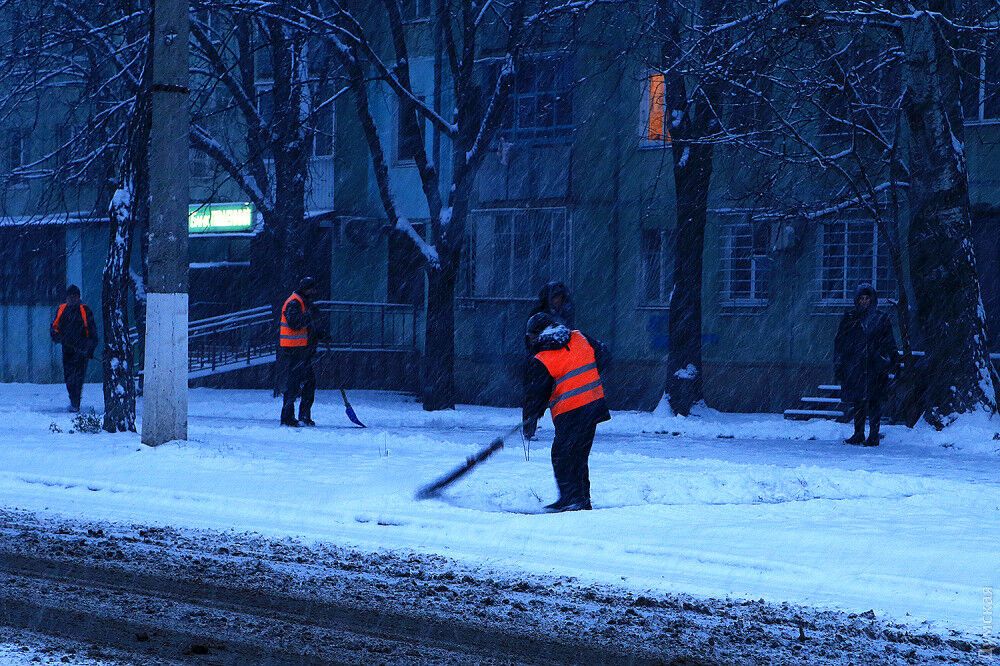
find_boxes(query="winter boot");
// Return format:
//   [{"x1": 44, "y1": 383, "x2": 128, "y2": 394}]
[
  {"x1": 297, "y1": 405, "x2": 315, "y2": 426},
  {"x1": 544, "y1": 497, "x2": 572, "y2": 512},
  {"x1": 280, "y1": 404, "x2": 300, "y2": 427},
  {"x1": 844, "y1": 432, "x2": 865, "y2": 445},
  {"x1": 863, "y1": 429, "x2": 880, "y2": 447}
]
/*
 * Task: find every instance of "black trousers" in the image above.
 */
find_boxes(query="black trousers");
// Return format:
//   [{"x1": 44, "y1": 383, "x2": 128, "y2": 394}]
[
  {"x1": 281, "y1": 349, "x2": 316, "y2": 421},
  {"x1": 62, "y1": 348, "x2": 88, "y2": 409},
  {"x1": 551, "y1": 421, "x2": 596, "y2": 504},
  {"x1": 851, "y1": 397, "x2": 883, "y2": 438}
]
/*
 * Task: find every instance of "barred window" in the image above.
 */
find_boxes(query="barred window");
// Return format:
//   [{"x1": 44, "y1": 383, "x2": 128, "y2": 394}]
[
  {"x1": 641, "y1": 228, "x2": 673, "y2": 305},
  {"x1": 721, "y1": 223, "x2": 769, "y2": 306},
  {"x1": 819, "y1": 219, "x2": 895, "y2": 304},
  {"x1": 467, "y1": 207, "x2": 570, "y2": 299},
  {"x1": 497, "y1": 55, "x2": 574, "y2": 143}
]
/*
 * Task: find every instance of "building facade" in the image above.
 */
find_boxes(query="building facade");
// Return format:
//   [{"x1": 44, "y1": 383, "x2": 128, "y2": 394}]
[{"x1": 3, "y1": 4, "x2": 1000, "y2": 414}]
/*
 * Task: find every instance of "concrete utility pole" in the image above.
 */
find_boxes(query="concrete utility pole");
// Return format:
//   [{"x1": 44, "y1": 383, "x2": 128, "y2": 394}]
[{"x1": 143, "y1": 0, "x2": 190, "y2": 446}]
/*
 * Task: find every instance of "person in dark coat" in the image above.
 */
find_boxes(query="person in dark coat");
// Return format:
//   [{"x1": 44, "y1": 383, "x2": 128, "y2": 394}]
[
  {"x1": 834, "y1": 283, "x2": 897, "y2": 446},
  {"x1": 50, "y1": 285, "x2": 98, "y2": 412},
  {"x1": 523, "y1": 312, "x2": 610, "y2": 512},
  {"x1": 279, "y1": 277, "x2": 331, "y2": 427},
  {"x1": 530, "y1": 281, "x2": 575, "y2": 328}
]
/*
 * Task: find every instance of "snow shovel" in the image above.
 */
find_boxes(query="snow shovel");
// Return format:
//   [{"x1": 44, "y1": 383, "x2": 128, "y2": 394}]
[
  {"x1": 414, "y1": 421, "x2": 527, "y2": 500},
  {"x1": 339, "y1": 388, "x2": 367, "y2": 428}
]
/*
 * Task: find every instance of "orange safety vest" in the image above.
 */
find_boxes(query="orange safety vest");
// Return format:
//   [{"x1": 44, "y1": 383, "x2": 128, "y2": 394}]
[
  {"x1": 52, "y1": 303, "x2": 90, "y2": 338},
  {"x1": 279, "y1": 293, "x2": 309, "y2": 348},
  {"x1": 534, "y1": 330, "x2": 605, "y2": 419}
]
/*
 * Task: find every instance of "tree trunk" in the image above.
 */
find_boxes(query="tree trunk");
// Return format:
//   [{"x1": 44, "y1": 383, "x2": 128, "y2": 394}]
[
  {"x1": 665, "y1": 141, "x2": 713, "y2": 415},
  {"x1": 658, "y1": 0, "x2": 720, "y2": 416},
  {"x1": 102, "y1": 184, "x2": 138, "y2": 433},
  {"x1": 422, "y1": 260, "x2": 457, "y2": 411},
  {"x1": 901, "y1": 9, "x2": 998, "y2": 424}
]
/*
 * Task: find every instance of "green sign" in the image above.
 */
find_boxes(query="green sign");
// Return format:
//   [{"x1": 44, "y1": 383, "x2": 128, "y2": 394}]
[{"x1": 188, "y1": 203, "x2": 255, "y2": 233}]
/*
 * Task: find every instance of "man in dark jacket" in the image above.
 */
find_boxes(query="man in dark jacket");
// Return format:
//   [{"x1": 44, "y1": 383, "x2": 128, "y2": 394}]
[
  {"x1": 279, "y1": 277, "x2": 331, "y2": 427},
  {"x1": 834, "y1": 283, "x2": 897, "y2": 446},
  {"x1": 530, "y1": 281, "x2": 575, "y2": 328},
  {"x1": 51, "y1": 285, "x2": 98, "y2": 412},
  {"x1": 523, "y1": 312, "x2": 610, "y2": 512}
]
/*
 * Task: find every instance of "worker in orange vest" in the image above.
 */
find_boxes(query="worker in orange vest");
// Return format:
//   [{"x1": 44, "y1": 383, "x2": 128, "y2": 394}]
[
  {"x1": 50, "y1": 285, "x2": 98, "y2": 412},
  {"x1": 523, "y1": 312, "x2": 610, "y2": 512},
  {"x1": 279, "y1": 277, "x2": 330, "y2": 427}
]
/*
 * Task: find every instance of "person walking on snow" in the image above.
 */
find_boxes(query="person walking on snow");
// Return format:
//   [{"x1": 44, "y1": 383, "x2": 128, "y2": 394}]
[
  {"x1": 834, "y1": 282, "x2": 897, "y2": 447},
  {"x1": 279, "y1": 276, "x2": 331, "y2": 427},
  {"x1": 530, "y1": 281, "x2": 575, "y2": 329},
  {"x1": 50, "y1": 285, "x2": 97, "y2": 412},
  {"x1": 522, "y1": 312, "x2": 610, "y2": 512}
]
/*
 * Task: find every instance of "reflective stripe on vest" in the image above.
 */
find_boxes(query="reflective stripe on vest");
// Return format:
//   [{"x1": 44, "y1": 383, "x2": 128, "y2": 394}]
[
  {"x1": 534, "y1": 330, "x2": 605, "y2": 419},
  {"x1": 279, "y1": 293, "x2": 309, "y2": 347},
  {"x1": 53, "y1": 304, "x2": 89, "y2": 338}
]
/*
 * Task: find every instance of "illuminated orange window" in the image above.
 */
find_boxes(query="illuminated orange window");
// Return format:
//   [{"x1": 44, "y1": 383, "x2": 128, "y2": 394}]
[{"x1": 647, "y1": 73, "x2": 670, "y2": 142}]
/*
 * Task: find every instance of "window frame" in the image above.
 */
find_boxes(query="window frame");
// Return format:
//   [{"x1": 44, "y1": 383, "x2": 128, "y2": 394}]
[
  {"x1": 639, "y1": 227, "x2": 673, "y2": 308},
  {"x1": 720, "y1": 221, "x2": 770, "y2": 308},
  {"x1": 494, "y1": 53, "x2": 575, "y2": 146},
  {"x1": 639, "y1": 70, "x2": 671, "y2": 148},
  {"x1": 395, "y1": 94, "x2": 426, "y2": 165},
  {"x1": 816, "y1": 217, "x2": 896, "y2": 307},
  {"x1": 463, "y1": 206, "x2": 572, "y2": 301}
]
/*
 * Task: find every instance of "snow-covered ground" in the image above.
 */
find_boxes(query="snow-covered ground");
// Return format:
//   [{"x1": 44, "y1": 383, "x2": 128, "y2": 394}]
[{"x1": 0, "y1": 383, "x2": 997, "y2": 645}]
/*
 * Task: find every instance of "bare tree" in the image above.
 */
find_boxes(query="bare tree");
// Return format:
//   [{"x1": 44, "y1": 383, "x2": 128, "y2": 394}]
[
  {"x1": 284, "y1": 0, "x2": 602, "y2": 410},
  {"x1": 0, "y1": 0, "x2": 148, "y2": 431}
]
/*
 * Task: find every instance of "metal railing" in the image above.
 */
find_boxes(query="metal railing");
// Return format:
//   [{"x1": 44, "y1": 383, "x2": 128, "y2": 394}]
[{"x1": 131, "y1": 300, "x2": 417, "y2": 378}]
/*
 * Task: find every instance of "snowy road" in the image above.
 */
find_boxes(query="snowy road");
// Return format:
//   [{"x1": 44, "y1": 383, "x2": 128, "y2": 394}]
[{"x1": 0, "y1": 383, "x2": 997, "y2": 649}]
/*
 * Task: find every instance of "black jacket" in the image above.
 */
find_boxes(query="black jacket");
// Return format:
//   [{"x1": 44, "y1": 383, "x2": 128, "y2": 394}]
[
  {"x1": 283, "y1": 292, "x2": 331, "y2": 352},
  {"x1": 523, "y1": 328, "x2": 610, "y2": 438},
  {"x1": 834, "y1": 304, "x2": 897, "y2": 404},
  {"x1": 51, "y1": 303, "x2": 98, "y2": 358}
]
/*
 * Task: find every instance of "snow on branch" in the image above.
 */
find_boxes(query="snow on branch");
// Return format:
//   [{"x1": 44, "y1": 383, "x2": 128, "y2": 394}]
[{"x1": 396, "y1": 217, "x2": 440, "y2": 269}]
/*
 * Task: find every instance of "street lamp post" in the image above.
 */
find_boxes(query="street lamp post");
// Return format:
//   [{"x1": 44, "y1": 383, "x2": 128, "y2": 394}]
[{"x1": 142, "y1": 0, "x2": 190, "y2": 446}]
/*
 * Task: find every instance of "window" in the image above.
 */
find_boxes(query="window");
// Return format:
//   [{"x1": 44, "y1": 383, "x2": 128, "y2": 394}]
[
  {"x1": 641, "y1": 228, "x2": 672, "y2": 305},
  {"x1": 721, "y1": 223, "x2": 769, "y2": 306},
  {"x1": 961, "y1": 35, "x2": 1000, "y2": 121},
  {"x1": 402, "y1": 0, "x2": 433, "y2": 21},
  {"x1": 642, "y1": 72, "x2": 670, "y2": 144},
  {"x1": 396, "y1": 96, "x2": 425, "y2": 162},
  {"x1": 497, "y1": 55, "x2": 574, "y2": 143},
  {"x1": 312, "y1": 101, "x2": 335, "y2": 158},
  {"x1": 3, "y1": 128, "x2": 27, "y2": 177},
  {"x1": 0, "y1": 227, "x2": 66, "y2": 305},
  {"x1": 467, "y1": 207, "x2": 570, "y2": 298},
  {"x1": 190, "y1": 148, "x2": 213, "y2": 185},
  {"x1": 819, "y1": 219, "x2": 895, "y2": 304},
  {"x1": 255, "y1": 84, "x2": 273, "y2": 125}
]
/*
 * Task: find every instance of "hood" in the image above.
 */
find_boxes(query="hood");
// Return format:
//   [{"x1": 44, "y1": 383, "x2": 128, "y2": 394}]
[
  {"x1": 538, "y1": 281, "x2": 572, "y2": 307},
  {"x1": 855, "y1": 282, "x2": 878, "y2": 308},
  {"x1": 533, "y1": 323, "x2": 572, "y2": 352}
]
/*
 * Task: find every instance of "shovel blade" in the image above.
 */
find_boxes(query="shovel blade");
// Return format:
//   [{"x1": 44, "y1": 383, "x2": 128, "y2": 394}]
[{"x1": 345, "y1": 405, "x2": 366, "y2": 428}]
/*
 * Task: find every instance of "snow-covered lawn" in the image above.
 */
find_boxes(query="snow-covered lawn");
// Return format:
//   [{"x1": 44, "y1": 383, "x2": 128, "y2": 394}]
[{"x1": 0, "y1": 383, "x2": 997, "y2": 642}]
